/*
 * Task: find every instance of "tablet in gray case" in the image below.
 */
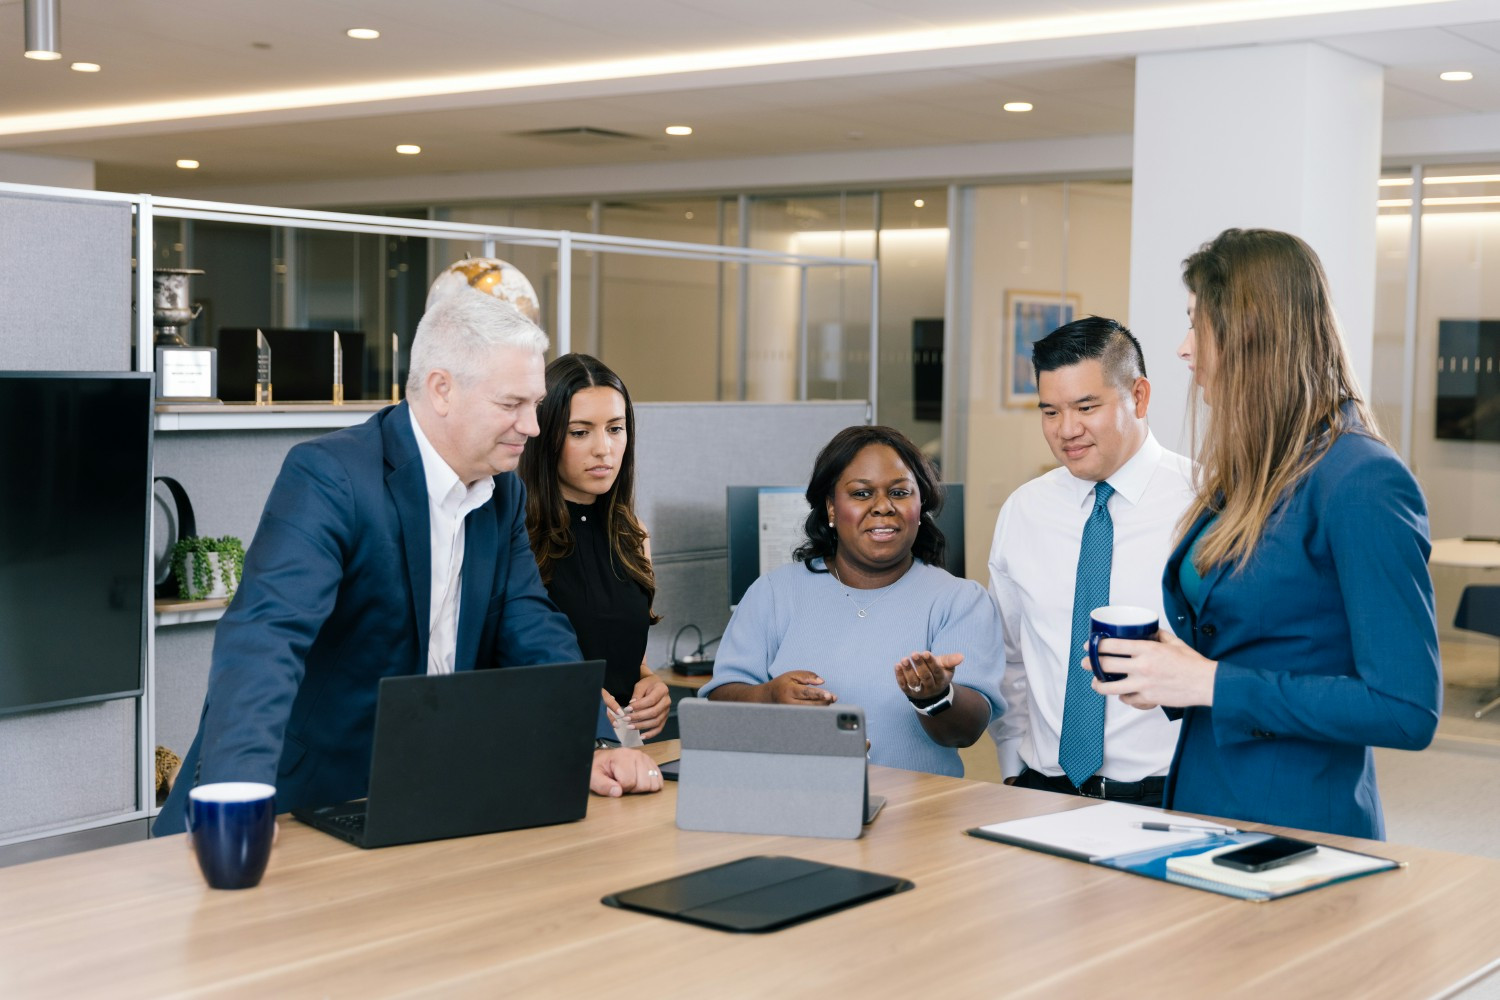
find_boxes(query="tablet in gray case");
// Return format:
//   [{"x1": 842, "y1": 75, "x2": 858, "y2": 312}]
[{"x1": 674, "y1": 700, "x2": 883, "y2": 839}]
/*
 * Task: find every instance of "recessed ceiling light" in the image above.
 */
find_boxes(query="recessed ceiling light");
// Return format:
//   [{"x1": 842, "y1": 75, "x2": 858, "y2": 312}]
[
  {"x1": 1439, "y1": 70, "x2": 1473, "y2": 82},
  {"x1": 346, "y1": 28, "x2": 381, "y2": 40},
  {"x1": 395, "y1": 144, "x2": 421, "y2": 155},
  {"x1": 24, "y1": 50, "x2": 61, "y2": 61},
  {"x1": 176, "y1": 159, "x2": 200, "y2": 170},
  {"x1": 70, "y1": 62, "x2": 101, "y2": 73},
  {"x1": 665, "y1": 125, "x2": 693, "y2": 136},
  {"x1": 913, "y1": 199, "x2": 925, "y2": 208},
  {"x1": 1003, "y1": 102, "x2": 1034, "y2": 113},
  {"x1": 684, "y1": 211, "x2": 695, "y2": 220}
]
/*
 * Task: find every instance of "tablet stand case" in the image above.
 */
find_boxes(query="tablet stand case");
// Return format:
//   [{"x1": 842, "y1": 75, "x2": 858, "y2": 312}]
[{"x1": 674, "y1": 700, "x2": 873, "y2": 839}]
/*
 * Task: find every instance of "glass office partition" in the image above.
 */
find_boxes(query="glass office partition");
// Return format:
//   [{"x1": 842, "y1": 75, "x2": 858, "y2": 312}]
[
  {"x1": 956, "y1": 179, "x2": 1133, "y2": 580},
  {"x1": 1401, "y1": 164, "x2": 1500, "y2": 539},
  {"x1": 1373, "y1": 170, "x2": 1413, "y2": 447},
  {"x1": 595, "y1": 197, "x2": 725, "y2": 402},
  {"x1": 435, "y1": 202, "x2": 595, "y2": 354}
]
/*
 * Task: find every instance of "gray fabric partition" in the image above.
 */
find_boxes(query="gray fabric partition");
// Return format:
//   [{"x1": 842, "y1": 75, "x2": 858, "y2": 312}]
[
  {"x1": 632, "y1": 401, "x2": 868, "y2": 668},
  {"x1": 0, "y1": 191, "x2": 131, "y2": 372},
  {"x1": 0, "y1": 191, "x2": 136, "y2": 848}
]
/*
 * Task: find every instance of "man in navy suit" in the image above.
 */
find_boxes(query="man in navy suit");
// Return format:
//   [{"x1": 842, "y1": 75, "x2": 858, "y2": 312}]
[{"x1": 156, "y1": 293, "x2": 661, "y2": 834}]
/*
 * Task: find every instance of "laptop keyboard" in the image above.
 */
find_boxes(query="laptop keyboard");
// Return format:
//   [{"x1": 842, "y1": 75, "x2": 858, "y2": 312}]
[{"x1": 327, "y1": 811, "x2": 367, "y2": 833}]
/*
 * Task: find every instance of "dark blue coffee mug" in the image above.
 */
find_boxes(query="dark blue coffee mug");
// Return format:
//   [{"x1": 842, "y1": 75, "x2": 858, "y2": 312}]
[
  {"x1": 187, "y1": 782, "x2": 276, "y2": 890},
  {"x1": 1087, "y1": 605, "x2": 1160, "y2": 682}
]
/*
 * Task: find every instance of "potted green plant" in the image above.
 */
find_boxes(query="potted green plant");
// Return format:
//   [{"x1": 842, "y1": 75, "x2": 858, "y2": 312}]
[{"x1": 169, "y1": 535, "x2": 245, "y2": 601}]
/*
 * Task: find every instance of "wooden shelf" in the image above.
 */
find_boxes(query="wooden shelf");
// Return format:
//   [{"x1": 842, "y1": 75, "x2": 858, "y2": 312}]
[
  {"x1": 154, "y1": 597, "x2": 228, "y2": 627},
  {"x1": 154, "y1": 401, "x2": 389, "y2": 432}
]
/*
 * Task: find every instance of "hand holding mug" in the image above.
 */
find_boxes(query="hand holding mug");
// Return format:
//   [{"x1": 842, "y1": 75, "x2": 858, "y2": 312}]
[
  {"x1": 1086, "y1": 605, "x2": 1159, "y2": 682},
  {"x1": 1089, "y1": 621, "x2": 1219, "y2": 710}
]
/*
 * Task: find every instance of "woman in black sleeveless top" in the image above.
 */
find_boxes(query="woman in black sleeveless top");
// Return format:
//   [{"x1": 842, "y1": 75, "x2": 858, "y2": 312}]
[{"x1": 519, "y1": 354, "x2": 669, "y2": 740}]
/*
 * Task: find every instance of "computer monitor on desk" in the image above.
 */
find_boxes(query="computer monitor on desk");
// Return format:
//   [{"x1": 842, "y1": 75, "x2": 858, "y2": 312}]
[{"x1": 726, "y1": 484, "x2": 966, "y2": 608}]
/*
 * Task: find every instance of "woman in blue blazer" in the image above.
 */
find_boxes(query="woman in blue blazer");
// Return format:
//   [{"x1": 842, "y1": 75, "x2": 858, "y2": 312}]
[{"x1": 1093, "y1": 228, "x2": 1440, "y2": 839}]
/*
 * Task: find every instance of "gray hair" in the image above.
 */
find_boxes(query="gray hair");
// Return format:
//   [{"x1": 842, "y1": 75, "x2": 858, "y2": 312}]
[{"x1": 406, "y1": 291, "x2": 549, "y2": 397}]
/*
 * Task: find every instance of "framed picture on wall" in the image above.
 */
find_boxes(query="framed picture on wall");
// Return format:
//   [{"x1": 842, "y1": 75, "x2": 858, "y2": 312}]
[{"x1": 1003, "y1": 290, "x2": 1080, "y2": 408}]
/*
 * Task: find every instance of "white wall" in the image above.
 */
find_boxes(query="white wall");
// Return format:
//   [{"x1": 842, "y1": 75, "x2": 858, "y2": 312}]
[
  {"x1": 0, "y1": 152, "x2": 94, "y2": 189},
  {"x1": 1128, "y1": 43, "x2": 1384, "y2": 456}
]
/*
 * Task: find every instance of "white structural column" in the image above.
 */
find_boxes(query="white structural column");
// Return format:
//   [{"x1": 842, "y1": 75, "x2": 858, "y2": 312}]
[{"x1": 1128, "y1": 43, "x2": 1383, "y2": 455}]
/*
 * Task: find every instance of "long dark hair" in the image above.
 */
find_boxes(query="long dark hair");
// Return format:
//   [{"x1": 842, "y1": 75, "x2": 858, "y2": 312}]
[
  {"x1": 518, "y1": 353, "x2": 659, "y2": 622},
  {"x1": 793, "y1": 424, "x2": 946, "y2": 572}
]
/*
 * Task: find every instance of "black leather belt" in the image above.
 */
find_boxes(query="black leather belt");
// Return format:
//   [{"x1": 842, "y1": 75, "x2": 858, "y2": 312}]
[{"x1": 1029, "y1": 770, "x2": 1166, "y2": 800}]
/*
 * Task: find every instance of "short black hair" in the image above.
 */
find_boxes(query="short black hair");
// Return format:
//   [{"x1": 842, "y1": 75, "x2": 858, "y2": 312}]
[
  {"x1": 793, "y1": 425, "x2": 946, "y2": 571},
  {"x1": 1031, "y1": 315, "x2": 1146, "y2": 394}
]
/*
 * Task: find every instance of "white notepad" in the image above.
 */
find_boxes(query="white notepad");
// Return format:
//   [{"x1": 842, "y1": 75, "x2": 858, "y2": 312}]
[{"x1": 972, "y1": 801, "x2": 1220, "y2": 862}]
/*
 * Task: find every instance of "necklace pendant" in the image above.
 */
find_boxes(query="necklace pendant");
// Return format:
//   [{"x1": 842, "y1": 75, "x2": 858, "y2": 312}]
[{"x1": 857, "y1": 609, "x2": 867, "y2": 618}]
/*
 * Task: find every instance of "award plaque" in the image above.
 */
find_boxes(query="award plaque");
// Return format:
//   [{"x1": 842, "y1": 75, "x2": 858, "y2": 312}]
[{"x1": 155, "y1": 346, "x2": 218, "y2": 401}]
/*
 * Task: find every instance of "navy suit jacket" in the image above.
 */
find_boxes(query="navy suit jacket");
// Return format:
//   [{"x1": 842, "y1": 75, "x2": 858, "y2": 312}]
[
  {"x1": 1161, "y1": 426, "x2": 1440, "y2": 840},
  {"x1": 156, "y1": 403, "x2": 590, "y2": 834}
]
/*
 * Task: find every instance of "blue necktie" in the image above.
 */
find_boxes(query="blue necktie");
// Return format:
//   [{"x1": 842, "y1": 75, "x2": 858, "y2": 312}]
[{"x1": 1058, "y1": 481, "x2": 1114, "y2": 788}]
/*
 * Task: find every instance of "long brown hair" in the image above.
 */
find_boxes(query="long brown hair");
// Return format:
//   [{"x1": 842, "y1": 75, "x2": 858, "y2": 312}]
[
  {"x1": 518, "y1": 353, "x2": 659, "y2": 622},
  {"x1": 1180, "y1": 228, "x2": 1382, "y2": 572}
]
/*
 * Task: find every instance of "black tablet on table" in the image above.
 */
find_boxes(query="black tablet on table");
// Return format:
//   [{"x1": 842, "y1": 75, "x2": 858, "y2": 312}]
[{"x1": 602, "y1": 855, "x2": 912, "y2": 933}]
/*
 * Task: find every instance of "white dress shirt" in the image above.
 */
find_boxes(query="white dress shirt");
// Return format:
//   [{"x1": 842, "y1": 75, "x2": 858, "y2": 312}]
[
  {"x1": 987, "y1": 432, "x2": 1195, "y2": 781},
  {"x1": 409, "y1": 409, "x2": 495, "y2": 675}
]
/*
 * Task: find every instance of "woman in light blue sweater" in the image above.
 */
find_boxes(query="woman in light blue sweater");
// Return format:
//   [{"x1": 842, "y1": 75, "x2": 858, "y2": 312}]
[{"x1": 701, "y1": 426, "x2": 1005, "y2": 777}]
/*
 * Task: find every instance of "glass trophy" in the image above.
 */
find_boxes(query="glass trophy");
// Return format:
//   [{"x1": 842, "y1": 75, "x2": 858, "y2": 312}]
[
  {"x1": 391, "y1": 333, "x2": 401, "y2": 403},
  {"x1": 254, "y1": 329, "x2": 273, "y2": 405},
  {"x1": 332, "y1": 331, "x2": 344, "y2": 405}
]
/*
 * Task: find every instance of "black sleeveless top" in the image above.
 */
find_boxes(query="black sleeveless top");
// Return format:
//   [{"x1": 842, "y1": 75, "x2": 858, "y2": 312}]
[{"x1": 544, "y1": 501, "x2": 651, "y2": 705}]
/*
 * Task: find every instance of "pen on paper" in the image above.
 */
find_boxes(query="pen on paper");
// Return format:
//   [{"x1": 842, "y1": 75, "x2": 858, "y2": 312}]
[{"x1": 1135, "y1": 821, "x2": 1237, "y2": 834}]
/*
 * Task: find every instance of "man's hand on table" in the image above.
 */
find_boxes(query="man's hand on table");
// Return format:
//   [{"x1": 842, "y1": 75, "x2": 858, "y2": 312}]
[{"x1": 591, "y1": 748, "x2": 665, "y2": 797}]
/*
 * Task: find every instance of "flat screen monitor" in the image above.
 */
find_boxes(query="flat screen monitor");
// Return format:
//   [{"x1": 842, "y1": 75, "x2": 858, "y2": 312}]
[
  {"x1": 727, "y1": 483, "x2": 965, "y2": 608},
  {"x1": 0, "y1": 371, "x2": 152, "y2": 716}
]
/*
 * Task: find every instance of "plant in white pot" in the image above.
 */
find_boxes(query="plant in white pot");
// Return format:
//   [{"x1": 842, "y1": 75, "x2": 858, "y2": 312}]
[{"x1": 169, "y1": 535, "x2": 246, "y2": 601}]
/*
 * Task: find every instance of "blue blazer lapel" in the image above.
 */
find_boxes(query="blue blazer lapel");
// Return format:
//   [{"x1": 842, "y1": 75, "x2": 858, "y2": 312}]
[
  {"x1": 383, "y1": 405, "x2": 432, "y2": 671},
  {"x1": 454, "y1": 502, "x2": 499, "y2": 671},
  {"x1": 1164, "y1": 508, "x2": 1231, "y2": 625}
]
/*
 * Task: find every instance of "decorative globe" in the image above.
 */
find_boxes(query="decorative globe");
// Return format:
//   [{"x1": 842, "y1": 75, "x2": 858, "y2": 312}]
[{"x1": 426, "y1": 256, "x2": 542, "y2": 325}]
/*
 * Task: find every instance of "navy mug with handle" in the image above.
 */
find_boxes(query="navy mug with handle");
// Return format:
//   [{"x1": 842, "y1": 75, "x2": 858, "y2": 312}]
[
  {"x1": 187, "y1": 782, "x2": 276, "y2": 890},
  {"x1": 1087, "y1": 605, "x2": 1160, "y2": 682}
]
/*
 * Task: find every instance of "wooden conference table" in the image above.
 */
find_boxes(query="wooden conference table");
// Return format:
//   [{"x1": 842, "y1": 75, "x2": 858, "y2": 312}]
[{"x1": 2, "y1": 743, "x2": 1498, "y2": 999}]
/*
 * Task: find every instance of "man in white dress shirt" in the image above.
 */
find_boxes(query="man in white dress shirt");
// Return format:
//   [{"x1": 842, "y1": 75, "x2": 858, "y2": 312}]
[{"x1": 987, "y1": 316, "x2": 1194, "y2": 806}]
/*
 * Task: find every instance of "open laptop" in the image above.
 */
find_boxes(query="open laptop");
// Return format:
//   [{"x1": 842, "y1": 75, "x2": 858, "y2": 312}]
[
  {"x1": 673, "y1": 700, "x2": 886, "y2": 840},
  {"x1": 292, "y1": 660, "x2": 604, "y2": 849}
]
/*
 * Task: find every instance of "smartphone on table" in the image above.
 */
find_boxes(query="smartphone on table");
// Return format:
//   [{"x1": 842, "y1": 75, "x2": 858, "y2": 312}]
[{"x1": 1212, "y1": 836, "x2": 1318, "y2": 872}]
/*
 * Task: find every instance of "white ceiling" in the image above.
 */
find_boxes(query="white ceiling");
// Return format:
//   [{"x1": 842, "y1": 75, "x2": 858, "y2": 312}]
[{"x1": 1, "y1": 0, "x2": 1499, "y2": 197}]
